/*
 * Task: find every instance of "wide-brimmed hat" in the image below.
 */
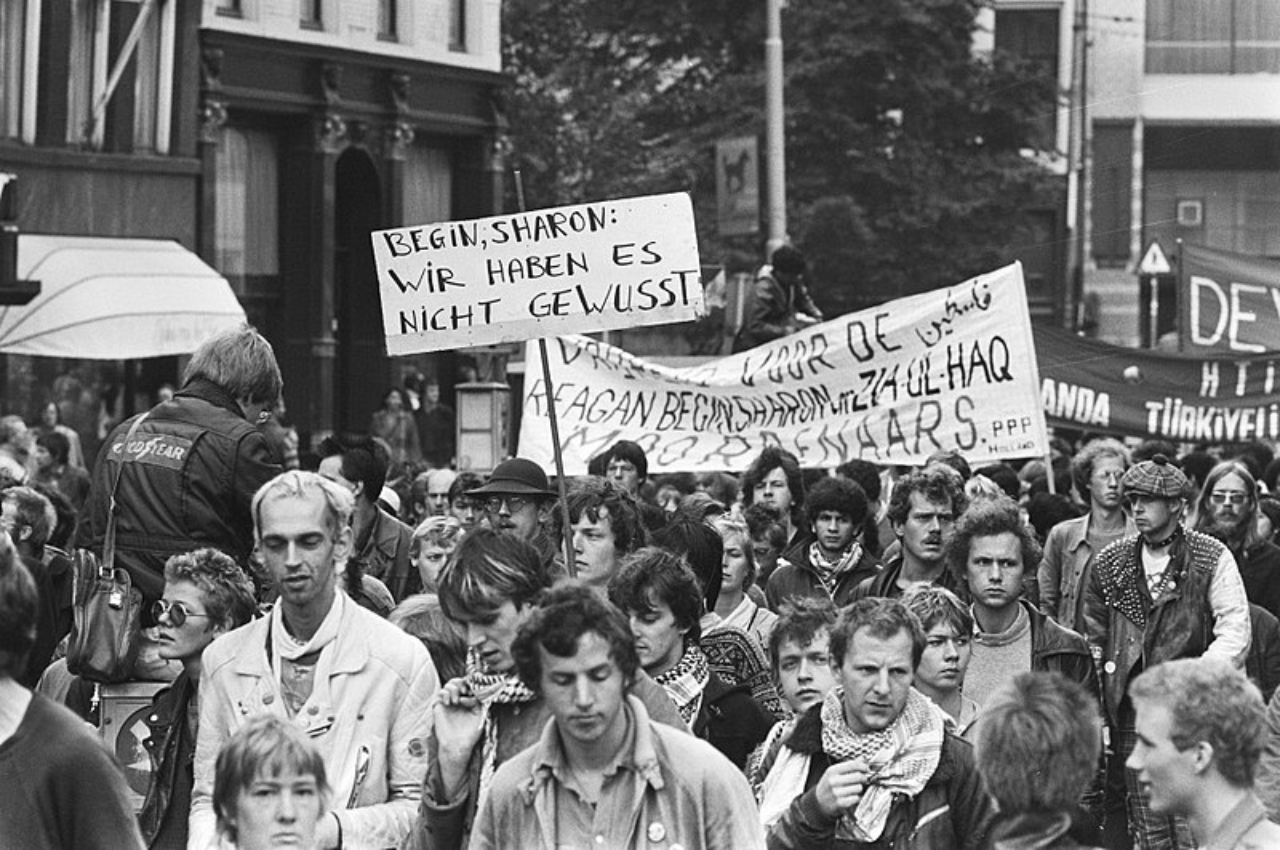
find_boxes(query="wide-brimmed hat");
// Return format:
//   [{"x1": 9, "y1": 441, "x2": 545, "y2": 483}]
[
  {"x1": 1122, "y1": 454, "x2": 1189, "y2": 499},
  {"x1": 466, "y1": 458, "x2": 555, "y2": 497}
]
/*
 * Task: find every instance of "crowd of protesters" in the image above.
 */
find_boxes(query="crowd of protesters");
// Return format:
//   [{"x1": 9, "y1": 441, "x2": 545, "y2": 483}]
[{"x1": 10, "y1": 323, "x2": 1280, "y2": 848}]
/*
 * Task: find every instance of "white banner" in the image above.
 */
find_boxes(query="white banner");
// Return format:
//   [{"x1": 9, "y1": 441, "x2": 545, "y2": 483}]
[
  {"x1": 371, "y1": 193, "x2": 704, "y2": 355},
  {"x1": 518, "y1": 263, "x2": 1049, "y2": 473}
]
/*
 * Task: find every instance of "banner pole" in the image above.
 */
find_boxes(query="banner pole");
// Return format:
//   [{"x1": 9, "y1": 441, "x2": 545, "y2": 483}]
[
  {"x1": 513, "y1": 171, "x2": 577, "y2": 578},
  {"x1": 1175, "y1": 238, "x2": 1185, "y2": 354}
]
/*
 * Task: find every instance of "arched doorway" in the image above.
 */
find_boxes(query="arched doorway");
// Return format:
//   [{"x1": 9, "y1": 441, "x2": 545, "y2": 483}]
[{"x1": 334, "y1": 147, "x2": 388, "y2": 433}]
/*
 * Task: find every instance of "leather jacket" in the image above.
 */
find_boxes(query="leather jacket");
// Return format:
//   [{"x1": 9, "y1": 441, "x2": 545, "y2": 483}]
[
  {"x1": 139, "y1": 672, "x2": 195, "y2": 849},
  {"x1": 767, "y1": 536, "x2": 881, "y2": 611},
  {"x1": 76, "y1": 378, "x2": 280, "y2": 606}
]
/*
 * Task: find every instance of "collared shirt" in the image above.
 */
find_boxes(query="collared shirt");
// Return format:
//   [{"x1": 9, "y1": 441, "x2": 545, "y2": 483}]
[
  {"x1": 544, "y1": 707, "x2": 638, "y2": 846},
  {"x1": 1200, "y1": 791, "x2": 1280, "y2": 850},
  {"x1": 471, "y1": 695, "x2": 765, "y2": 850}
]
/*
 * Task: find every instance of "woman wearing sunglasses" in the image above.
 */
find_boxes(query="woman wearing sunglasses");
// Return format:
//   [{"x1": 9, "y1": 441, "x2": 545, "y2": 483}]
[{"x1": 140, "y1": 548, "x2": 256, "y2": 850}]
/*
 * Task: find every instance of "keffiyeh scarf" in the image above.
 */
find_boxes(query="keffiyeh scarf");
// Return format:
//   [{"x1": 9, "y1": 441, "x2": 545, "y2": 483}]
[
  {"x1": 819, "y1": 686, "x2": 945, "y2": 842},
  {"x1": 463, "y1": 655, "x2": 540, "y2": 803},
  {"x1": 808, "y1": 542, "x2": 864, "y2": 596},
  {"x1": 654, "y1": 644, "x2": 710, "y2": 724}
]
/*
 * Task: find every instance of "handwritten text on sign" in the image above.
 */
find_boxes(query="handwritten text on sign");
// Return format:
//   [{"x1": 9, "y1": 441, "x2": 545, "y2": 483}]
[
  {"x1": 371, "y1": 193, "x2": 703, "y2": 355},
  {"x1": 518, "y1": 263, "x2": 1048, "y2": 473}
]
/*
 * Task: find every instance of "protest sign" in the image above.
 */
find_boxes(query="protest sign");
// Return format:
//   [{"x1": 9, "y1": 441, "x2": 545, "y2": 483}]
[
  {"x1": 370, "y1": 193, "x2": 704, "y2": 355},
  {"x1": 1038, "y1": 324, "x2": 1280, "y2": 442},
  {"x1": 1179, "y1": 242, "x2": 1280, "y2": 354},
  {"x1": 519, "y1": 263, "x2": 1049, "y2": 473}
]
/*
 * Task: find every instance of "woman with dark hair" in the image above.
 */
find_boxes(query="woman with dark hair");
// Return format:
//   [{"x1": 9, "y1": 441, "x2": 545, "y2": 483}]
[{"x1": 369, "y1": 388, "x2": 422, "y2": 466}]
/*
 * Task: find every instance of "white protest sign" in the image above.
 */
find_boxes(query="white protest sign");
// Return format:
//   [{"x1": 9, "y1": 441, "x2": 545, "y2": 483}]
[
  {"x1": 518, "y1": 263, "x2": 1048, "y2": 473},
  {"x1": 370, "y1": 193, "x2": 704, "y2": 355}
]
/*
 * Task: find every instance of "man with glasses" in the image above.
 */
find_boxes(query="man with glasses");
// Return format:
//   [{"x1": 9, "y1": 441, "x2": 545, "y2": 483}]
[
  {"x1": 139, "y1": 548, "x2": 255, "y2": 849},
  {"x1": 467, "y1": 457, "x2": 561, "y2": 569},
  {"x1": 1191, "y1": 460, "x2": 1280, "y2": 618},
  {"x1": 853, "y1": 464, "x2": 968, "y2": 600},
  {"x1": 1039, "y1": 437, "x2": 1134, "y2": 632},
  {"x1": 190, "y1": 471, "x2": 440, "y2": 850},
  {"x1": 1084, "y1": 454, "x2": 1251, "y2": 850}
]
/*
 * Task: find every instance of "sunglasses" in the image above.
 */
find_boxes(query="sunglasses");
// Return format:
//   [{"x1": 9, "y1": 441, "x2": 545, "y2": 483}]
[
  {"x1": 483, "y1": 495, "x2": 533, "y2": 513},
  {"x1": 152, "y1": 599, "x2": 213, "y2": 627},
  {"x1": 1209, "y1": 491, "x2": 1249, "y2": 506}
]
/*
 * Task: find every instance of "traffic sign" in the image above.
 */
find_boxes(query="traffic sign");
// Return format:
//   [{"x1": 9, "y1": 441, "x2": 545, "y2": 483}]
[{"x1": 1139, "y1": 240, "x2": 1172, "y2": 275}]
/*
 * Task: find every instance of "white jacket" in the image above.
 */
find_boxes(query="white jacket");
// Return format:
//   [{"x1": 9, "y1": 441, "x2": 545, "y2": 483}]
[{"x1": 189, "y1": 596, "x2": 438, "y2": 849}]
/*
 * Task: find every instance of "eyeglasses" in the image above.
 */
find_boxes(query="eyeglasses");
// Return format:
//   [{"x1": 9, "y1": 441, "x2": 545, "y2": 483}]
[
  {"x1": 152, "y1": 599, "x2": 213, "y2": 627},
  {"x1": 1210, "y1": 491, "x2": 1249, "y2": 506},
  {"x1": 484, "y1": 495, "x2": 533, "y2": 513}
]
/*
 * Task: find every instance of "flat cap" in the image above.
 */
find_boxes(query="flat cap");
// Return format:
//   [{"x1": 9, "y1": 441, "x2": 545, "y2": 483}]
[{"x1": 1121, "y1": 453, "x2": 1189, "y2": 499}]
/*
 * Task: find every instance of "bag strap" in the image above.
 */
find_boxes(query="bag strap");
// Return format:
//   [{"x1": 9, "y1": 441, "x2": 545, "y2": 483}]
[{"x1": 101, "y1": 411, "x2": 151, "y2": 577}]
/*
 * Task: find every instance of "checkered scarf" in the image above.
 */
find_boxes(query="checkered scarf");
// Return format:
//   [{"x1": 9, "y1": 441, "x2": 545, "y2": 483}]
[
  {"x1": 654, "y1": 644, "x2": 710, "y2": 724},
  {"x1": 819, "y1": 687, "x2": 945, "y2": 842},
  {"x1": 463, "y1": 657, "x2": 539, "y2": 805},
  {"x1": 808, "y1": 541, "x2": 864, "y2": 596}
]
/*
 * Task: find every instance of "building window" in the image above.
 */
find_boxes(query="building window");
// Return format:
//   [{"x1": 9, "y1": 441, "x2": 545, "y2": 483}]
[
  {"x1": 1147, "y1": 0, "x2": 1280, "y2": 73},
  {"x1": 449, "y1": 0, "x2": 466, "y2": 51},
  {"x1": 1144, "y1": 126, "x2": 1280, "y2": 257},
  {"x1": 67, "y1": 0, "x2": 174, "y2": 153},
  {"x1": 216, "y1": 127, "x2": 280, "y2": 288},
  {"x1": 378, "y1": 0, "x2": 397, "y2": 41},
  {"x1": 0, "y1": 0, "x2": 30, "y2": 140},
  {"x1": 1091, "y1": 123, "x2": 1135, "y2": 265},
  {"x1": 403, "y1": 144, "x2": 454, "y2": 226},
  {"x1": 300, "y1": 0, "x2": 321, "y2": 29},
  {"x1": 215, "y1": 0, "x2": 241, "y2": 17},
  {"x1": 993, "y1": 8, "x2": 1060, "y2": 151}
]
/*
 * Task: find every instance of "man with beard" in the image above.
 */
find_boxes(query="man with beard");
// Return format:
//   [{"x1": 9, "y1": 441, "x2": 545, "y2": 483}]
[
  {"x1": 466, "y1": 457, "x2": 561, "y2": 569},
  {"x1": 853, "y1": 465, "x2": 968, "y2": 600},
  {"x1": 1039, "y1": 438, "x2": 1133, "y2": 633},
  {"x1": 1190, "y1": 460, "x2": 1280, "y2": 619},
  {"x1": 1083, "y1": 454, "x2": 1251, "y2": 850}
]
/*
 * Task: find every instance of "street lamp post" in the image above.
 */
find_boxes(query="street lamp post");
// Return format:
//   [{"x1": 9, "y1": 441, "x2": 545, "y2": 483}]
[{"x1": 765, "y1": 0, "x2": 786, "y2": 254}]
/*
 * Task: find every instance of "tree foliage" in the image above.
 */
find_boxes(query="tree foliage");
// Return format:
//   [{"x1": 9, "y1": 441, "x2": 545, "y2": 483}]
[{"x1": 500, "y1": 0, "x2": 1061, "y2": 314}]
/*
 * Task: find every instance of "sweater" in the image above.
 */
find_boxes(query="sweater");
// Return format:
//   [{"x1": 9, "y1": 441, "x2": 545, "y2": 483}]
[{"x1": 0, "y1": 693, "x2": 144, "y2": 850}]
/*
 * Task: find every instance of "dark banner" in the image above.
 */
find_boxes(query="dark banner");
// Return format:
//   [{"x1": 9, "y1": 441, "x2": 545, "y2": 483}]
[
  {"x1": 1036, "y1": 325, "x2": 1280, "y2": 442},
  {"x1": 1179, "y1": 242, "x2": 1280, "y2": 355}
]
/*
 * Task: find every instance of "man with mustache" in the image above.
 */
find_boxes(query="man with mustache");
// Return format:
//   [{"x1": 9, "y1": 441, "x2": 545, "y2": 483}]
[
  {"x1": 466, "y1": 457, "x2": 561, "y2": 569},
  {"x1": 853, "y1": 465, "x2": 968, "y2": 600},
  {"x1": 1190, "y1": 460, "x2": 1280, "y2": 619},
  {"x1": 1084, "y1": 454, "x2": 1251, "y2": 850}
]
